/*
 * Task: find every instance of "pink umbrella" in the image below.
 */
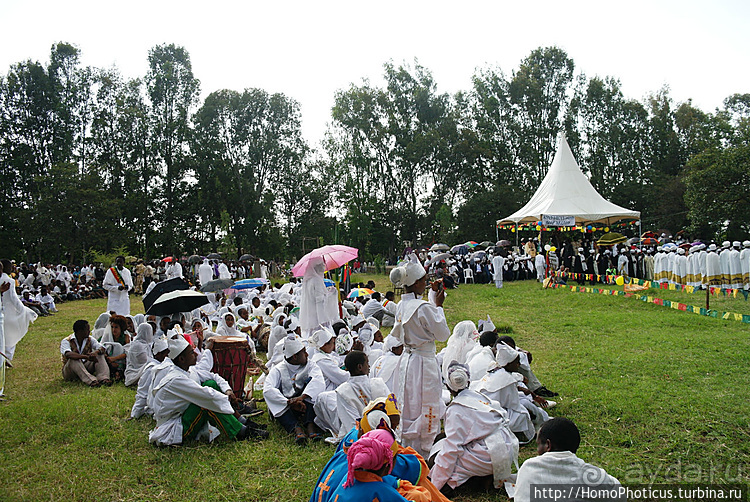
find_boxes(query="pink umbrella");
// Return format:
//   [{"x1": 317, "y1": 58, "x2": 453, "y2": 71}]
[{"x1": 292, "y1": 245, "x2": 359, "y2": 277}]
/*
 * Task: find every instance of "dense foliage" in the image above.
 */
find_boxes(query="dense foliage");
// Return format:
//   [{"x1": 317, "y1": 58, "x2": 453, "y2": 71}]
[{"x1": 1, "y1": 43, "x2": 747, "y2": 263}]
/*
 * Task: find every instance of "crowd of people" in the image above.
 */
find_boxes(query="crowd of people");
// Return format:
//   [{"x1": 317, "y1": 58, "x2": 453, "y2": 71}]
[{"x1": 1, "y1": 248, "x2": 626, "y2": 500}]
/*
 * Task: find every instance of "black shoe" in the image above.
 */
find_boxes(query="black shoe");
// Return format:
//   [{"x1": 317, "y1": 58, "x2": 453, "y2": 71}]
[
  {"x1": 236, "y1": 425, "x2": 250, "y2": 440},
  {"x1": 249, "y1": 427, "x2": 269, "y2": 440},
  {"x1": 242, "y1": 418, "x2": 267, "y2": 430},
  {"x1": 535, "y1": 386, "x2": 558, "y2": 397}
]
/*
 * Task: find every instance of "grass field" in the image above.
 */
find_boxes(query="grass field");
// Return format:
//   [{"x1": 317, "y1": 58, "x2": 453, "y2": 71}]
[{"x1": 1, "y1": 275, "x2": 749, "y2": 501}]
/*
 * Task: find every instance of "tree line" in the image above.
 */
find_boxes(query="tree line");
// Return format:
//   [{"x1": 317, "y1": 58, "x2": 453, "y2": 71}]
[{"x1": 1, "y1": 42, "x2": 748, "y2": 264}]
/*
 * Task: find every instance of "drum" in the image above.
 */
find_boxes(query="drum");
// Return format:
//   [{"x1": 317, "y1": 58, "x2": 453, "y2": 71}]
[{"x1": 210, "y1": 336, "x2": 249, "y2": 398}]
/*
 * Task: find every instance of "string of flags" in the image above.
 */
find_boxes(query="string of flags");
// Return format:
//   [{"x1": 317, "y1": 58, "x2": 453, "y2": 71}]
[
  {"x1": 548, "y1": 283, "x2": 750, "y2": 324},
  {"x1": 549, "y1": 272, "x2": 750, "y2": 300},
  {"x1": 496, "y1": 220, "x2": 636, "y2": 233}
]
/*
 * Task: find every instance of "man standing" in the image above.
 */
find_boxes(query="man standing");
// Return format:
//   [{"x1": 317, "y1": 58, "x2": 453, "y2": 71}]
[
  {"x1": 103, "y1": 256, "x2": 133, "y2": 316},
  {"x1": 1, "y1": 259, "x2": 37, "y2": 361},
  {"x1": 166, "y1": 256, "x2": 183, "y2": 280},
  {"x1": 133, "y1": 260, "x2": 146, "y2": 294},
  {"x1": 492, "y1": 252, "x2": 505, "y2": 289}
]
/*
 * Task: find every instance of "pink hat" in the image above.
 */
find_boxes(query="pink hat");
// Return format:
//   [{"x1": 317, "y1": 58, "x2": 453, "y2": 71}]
[{"x1": 343, "y1": 429, "x2": 395, "y2": 487}]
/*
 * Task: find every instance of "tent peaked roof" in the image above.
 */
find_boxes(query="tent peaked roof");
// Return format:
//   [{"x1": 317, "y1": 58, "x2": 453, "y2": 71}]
[{"x1": 497, "y1": 135, "x2": 640, "y2": 225}]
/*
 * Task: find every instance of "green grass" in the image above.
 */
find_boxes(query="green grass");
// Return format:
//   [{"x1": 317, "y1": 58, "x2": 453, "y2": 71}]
[{"x1": 1, "y1": 277, "x2": 749, "y2": 501}]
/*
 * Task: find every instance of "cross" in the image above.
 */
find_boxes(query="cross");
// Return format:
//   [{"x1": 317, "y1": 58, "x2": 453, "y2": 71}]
[
  {"x1": 318, "y1": 469, "x2": 335, "y2": 502},
  {"x1": 424, "y1": 407, "x2": 437, "y2": 430},
  {"x1": 387, "y1": 394, "x2": 398, "y2": 408},
  {"x1": 358, "y1": 391, "x2": 369, "y2": 405}
]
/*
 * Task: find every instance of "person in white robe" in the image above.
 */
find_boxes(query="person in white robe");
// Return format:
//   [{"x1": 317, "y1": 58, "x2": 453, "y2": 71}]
[
  {"x1": 729, "y1": 241, "x2": 743, "y2": 288},
  {"x1": 198, "y1": 258, "x2": 213, "y2": 287},
  {"x1": 380, "y1": 292, "x2": 398, "y2": 327},
  {"x1": 741, "y1": 241, "x2": 750, "y2": 289},
  {"x1": 218, "y1": 261, "x2": 231, "y2": 280},
  {"x1": 130, "y1": 336, "x2": 171, "y2": 418},
  {"x1": 430, "y1": 362, "x2": 519, "y2": 491},
  {"x1": 335, "y1": 350, "x2": 390, "y2": 438},
  {"x1": 492, "y1": 253, "x2": 505, "y2": 289},
  {"x1": 705, "y1": 244, "x2": 723, "y2": 286},
  {"x1": 102, "y1": 256, "x2": 133, "y2": 316},
  {"x1": 675, "y1": 248, "x2": 687, "y2": 285},
  {"x1": 389, "y1": 260, "x2": 451, "y2": 457},
  {"x1": 124, "y1": 323, "x2": 155, "y2": 386},
  {"x1": 513, "y1": 417, "x2": 620, "y2": 502},
  {"x1": 165, "y1": 259, "x2": 183, "y2": 280},
  {"x1": 719, "y1": 241, "x2": 732, "y2": 289},
  {"x1": 1, "y1": 259, "x2": 37, "y2": 361},
  {"x1": 472, "y1": 344, "x2": 550, "y2": 444},
  {"x1": 0, "y1": 266, "x2": 6, "y2": 396},
  {"x1": 467, "y1": 331, "x2": 498, "y2": 382},
  {"x1": 534, "y1": 254, "x2": 546, "y2": 282},
  {"x1": 35, "y1": 287, "x2": 57, "y2": 313},
  {"x1": 299, "y1": 257, "x2": 338, "y2": 336},
  {"x1": 370, "y1": 335, "x2": 404, "y2": 394},
  {"x1": 311, "y1": 328, "x2": 351, "y2": 438},
  {"x1": 263, "y1": 336, "x2": 326, "y2": 444},
  {"x1": 148, "y1": 336, "x2": 259, "y2": 445}
]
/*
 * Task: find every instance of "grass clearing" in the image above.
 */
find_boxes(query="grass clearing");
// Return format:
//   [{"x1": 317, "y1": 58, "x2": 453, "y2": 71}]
[{"x1": 1, "y1": 276, "x2": 749, "y2": 501}]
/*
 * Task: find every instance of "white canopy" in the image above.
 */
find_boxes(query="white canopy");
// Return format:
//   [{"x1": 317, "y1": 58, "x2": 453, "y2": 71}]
[{"x1": 497, "y1": 135, "x2": 640, "y2": 226}]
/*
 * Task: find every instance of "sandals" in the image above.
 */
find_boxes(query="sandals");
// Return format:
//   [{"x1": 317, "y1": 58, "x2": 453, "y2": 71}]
[
  {"x1": 294, "y1": 428, "x2": 308, "y2": 446},
  {"x1": 100, "y1": 379, "x2": 112, "y2": 387},
  {"x1": 308, "y1": 432, "x2": 324, "y2": 442}
]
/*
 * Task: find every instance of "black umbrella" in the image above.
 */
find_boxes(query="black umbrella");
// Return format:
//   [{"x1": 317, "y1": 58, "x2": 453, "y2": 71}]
[
  {"x1": 239, "y1": 253, "x2": 254, "y2": 261},
  {"x1": 188, "y1": 255, "x2": 202, "y2": 264},
  {"x1": 146, "y1": 290, "x2": 209, "y2": 316},
  {"x1": 497, "y1": 240, "x2": 511, "y2": 247},
  {"x1": 142, "y1": 278, "x2": 191, "y2": 312},
  {"x1": 207, "y1": 252, "x2": 222, "y2": 260},
  {"x1": 201, "y1": 278, "x2": 234, "y2": 293},
  {"x1": 476, "y1": 241, "x2": 493, "y2": 250}
]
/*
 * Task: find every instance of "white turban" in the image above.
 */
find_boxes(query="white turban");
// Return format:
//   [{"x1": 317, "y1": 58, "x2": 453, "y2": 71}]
[
  {"x1": 366, "y1": 316, "x2": 380, "y2": 330},
  {"x1": 350, "y1": 314, "x2": 366, "y2": 329},
  {"x1": 384, "y1": 335, "x2": 402, "y2": 352},
  {"x1": 311, "y1": 328, "x2": 335, "y2": 348},
  {"x1": 282, "y1": 335, "x2": 305, "y2": 359},
  {"x1": 495, "y1": 342, "x2": 519, "y2": 367},
  {"x1": 152, "y1": 336, "x2": 169, "y2": 355},
  {"x1": 479, "y1": 315, "x2": 496, "y2": 333},
  {"x1": 358, "y1": 325, "x2": 375, "y2": 347},
  {"x1": 389, "y1": 261, "x2": 426, "y2": 288},
  {"x1": 446, "y1": 361, "x2": 471, "y2": 393},
  {"x1": 168, "y1": 336, "x2": 190, "y2": 360}
]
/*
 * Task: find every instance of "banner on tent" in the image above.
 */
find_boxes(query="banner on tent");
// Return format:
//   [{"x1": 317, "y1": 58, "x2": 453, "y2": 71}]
[{"x1": 542, "y1": 214, "x2": 576, "y2": 227}]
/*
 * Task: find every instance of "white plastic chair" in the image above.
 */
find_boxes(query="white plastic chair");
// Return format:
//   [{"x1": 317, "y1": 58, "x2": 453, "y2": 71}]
[{"x1": 463, "y1": 268, "x2": 474, "y2": 283}]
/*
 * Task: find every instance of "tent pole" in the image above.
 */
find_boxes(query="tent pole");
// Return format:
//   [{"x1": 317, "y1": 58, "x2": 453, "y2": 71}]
[{"x1": 515, "y1": 223, "x2": 519, "y2": 249}]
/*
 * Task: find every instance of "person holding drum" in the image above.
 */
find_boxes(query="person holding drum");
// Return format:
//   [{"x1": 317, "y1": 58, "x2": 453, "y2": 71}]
[{"x1": 148, "y1": 336, "x2": 268, "y2": 446}]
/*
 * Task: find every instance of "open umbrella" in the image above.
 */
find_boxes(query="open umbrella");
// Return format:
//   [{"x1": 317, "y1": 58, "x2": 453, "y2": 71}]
[
  {"x1": 426, "y1": 252, "x2": 451, "y2": 267},
  {"x1": 477, "y1": 241, "x2": 493, "y2": 249},
  {"x1": 641, "y1": 237, "x2": 659, "y2": 245},
  {"x1": 207, "y1": 253, "x2": 222, "y2": 260},
  {"x1": 641, "y1": 231, "x2": 659, "y2": 239},
  {"x1": 200, "y1": 278, "x2": 234, "y2": 293},
  {"x1": 470, "y1": 250, "x2": 487, "y2": 261},
  {"x1": 324, "y1": 278, "x2": 336, "y2": 288},
  {"x1": 450, "y1": 244, "x2": 467, "y2": 254},
  {"x1": 239, "y1": 253, "x2": 254, "y2": 261},
  {"x1": 348, "y1": 288, "x2": 374, "y2": 298},
  {"x1": 146, "y1": 290, "x2": 209, "y2": 316},
  {"x1": 497, "y1": 240, "x2": 511, "y2": 247},
  {"x1": 231, "y1": 278, "x2": 269, "y2": 290},
  {"x1": 162, "y1": 256, "x2": 175, "y2": 263},
  {"x1": 627, "y1": 237, "x2": 641, "y2": 245},
  {"x1": 142, "y1": 277, "x2": 191, "y2": 312},
  {"x1": 292, "y1": 245, "x2": 358, "y2": 277},
  {"x1": 597, "y1": 232, "x2": 627, "y2": 246},
  {"x1": 464, "y1": 241, "x2": 478, "y2": 248},
  {"x1": 429, "y1": 243, "x2": 450, "y2": 252},
  {"x1": 188, "y1": 255, "x2": 202, "y2": 264}
]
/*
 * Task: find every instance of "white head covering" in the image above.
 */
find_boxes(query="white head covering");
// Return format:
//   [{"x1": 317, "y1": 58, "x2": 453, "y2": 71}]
[
  {"x1": 383, "y1": 335, "x2": 402, "y2": 353},
  {"x1": 93, "y1": 312, "x2": 111, "y2": 341},
  {"x1": 152, "y1": 336, "x2": 169, "y2": 355},
  {"x1": 709, "y1": 244, "x2": 717, "y2": 251},
  {"x1": 442, "y1": 320, "x2": 479, "y2": 380},
  {"x1": 478, "y1": 315, "x2": 496, "y2": 333},
  {"x1": 282, "y1": 335, "x2": 305, "y2": 359},
  {"x1": 286, "y1": 317, "x2": 299, "y2": 333},
  {"x1": 168, "y1": 336, "x2": 191, "y2": 360},
  {"x1": 358, "y1": 325, "x2": 374, "y2": 347},
  {"x1": 217, "y1": 312, "x2": 240, "y2": 336},
  {"x1": 446, "y1": 361, "x2": 471, "y2": 393},
  {"x1": 336, "y1": 330, "x2": 354, "y2": 355},
  {"x1": 134, "y1": 322, "x2": 154, "y2": 345},
  {"x1": 350, "y1": 313, "x2": 366, "y2": 327},
  {"x1": 366, "y1": 316, "x2": 380, "y2": 330},
  {"x1": 134, "y1": 313, "x2": 146, "y2": 327},
  {"x1": 733, "y1": 241, "x2": 741, "y2": 248},
  {"x1": 495, "y1": 342, "x2": 519, "y2": 367},
  {"x1": 311, "y1": 328, "x2": 335, "y2": 348},
  {"x1": 389, "y1": 261, "x2": 426, "y2": 288},
  {"x1": 744, "y1": 241, "x2": 750, "y2": 248}
]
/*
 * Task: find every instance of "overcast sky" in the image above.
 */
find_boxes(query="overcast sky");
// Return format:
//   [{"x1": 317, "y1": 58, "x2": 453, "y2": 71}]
[{"x1": 1, "y1": 0, "x2": 748, "y2": 145}]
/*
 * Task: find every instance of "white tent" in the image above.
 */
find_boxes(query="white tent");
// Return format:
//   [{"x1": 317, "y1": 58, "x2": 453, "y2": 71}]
[{"x1": 497, "y1": 135, "x2": 640, "y2": 226}]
